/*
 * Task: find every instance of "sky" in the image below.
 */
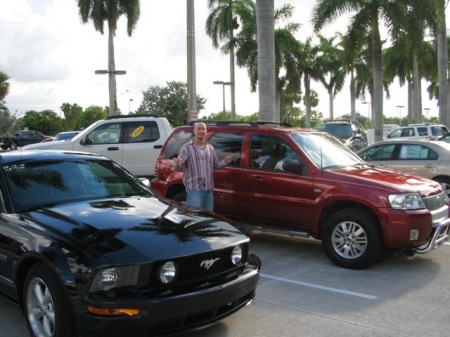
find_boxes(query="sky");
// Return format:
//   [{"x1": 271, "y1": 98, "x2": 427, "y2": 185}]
[{"x1": 0, "y1": 0, "x2": 449, "y2": 122}]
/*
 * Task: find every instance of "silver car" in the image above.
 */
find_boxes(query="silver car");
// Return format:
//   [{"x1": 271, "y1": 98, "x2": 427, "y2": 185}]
[{"x1": 357, "y1": 139, "x2": 450, "y2": 197}]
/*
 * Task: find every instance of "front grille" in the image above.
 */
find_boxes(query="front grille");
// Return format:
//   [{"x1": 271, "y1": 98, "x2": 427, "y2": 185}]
[
  {"x1": 150, "y1": 244, "x2": 248, "y2": 293},
  {"x1": 423, "y1": 191, "x2": 447, "y2": 211}
]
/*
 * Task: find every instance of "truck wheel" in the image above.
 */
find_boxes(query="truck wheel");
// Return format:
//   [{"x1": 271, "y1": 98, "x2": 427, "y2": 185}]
[
  {"x1": 23, "y1": 263, "x2": 78, "y2": 337},
  {"x1": 322, "y1": 209, "x2": 383, "y2": 269}
]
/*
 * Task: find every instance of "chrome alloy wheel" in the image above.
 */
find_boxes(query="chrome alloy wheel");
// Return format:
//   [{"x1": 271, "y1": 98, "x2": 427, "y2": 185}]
[
  {"x1": 331, "y1": 221, "x2": 368, "y2": 259},
  {"x1": 26, "y1": 276, "x2": 55, "y2": 337}
]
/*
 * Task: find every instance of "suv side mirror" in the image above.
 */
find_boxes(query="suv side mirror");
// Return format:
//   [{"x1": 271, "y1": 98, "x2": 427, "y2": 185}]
[
  {"x1": 80, "y1": 137, "x2": 92, "y2": 145},
  {"x1": 282, "y1": 159, "x2": 303, "y2": 175}
]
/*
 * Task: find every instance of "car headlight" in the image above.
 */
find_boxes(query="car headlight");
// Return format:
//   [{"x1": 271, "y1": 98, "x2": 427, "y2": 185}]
[
  {"x1": 231, "y1": 245, "x2": 243, "y2": 265},
  {"x1": 388, "y1": 193, "x2": 426, "y2": 210},
  {"x1": 159, "y1": 261, "x2": 178, "y2": 284},
  {"x1": 90, "y1": 266, "x2": 140, "y2": 292}
]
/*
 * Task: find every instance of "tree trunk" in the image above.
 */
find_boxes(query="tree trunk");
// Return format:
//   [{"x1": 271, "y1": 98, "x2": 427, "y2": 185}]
[
  {"x1": 108, "y1": 28, "x2": 118, "y2": 116},
  {"x1": 229, "y1": 27, "x2": 236, "y2": 121},
  {"x1": 350, "y1": 70, "x2": 356, "y2": 122},
  {"x1": 437, "y1": 0, "x2": 448, "y2": 126},
  {"x1": 412, "y1": 51, "x2": 421, "y2": 123},
  {"x1": 304, "y1": 74, "x2": 311, "y2": 128},
  {"x1": 371, "y1": 10, "x2": 384, "y2": 142},
  {"x1": 256, "y1": 0, "x2": 277, "y2": 122}
]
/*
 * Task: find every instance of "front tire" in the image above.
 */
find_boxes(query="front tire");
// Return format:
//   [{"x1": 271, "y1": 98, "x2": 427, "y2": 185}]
[
  {"x1": 322, "y1": 209, "x2": 383, "y2": 269},
  {"x1": 23, "y1": 263, "x2": 77, "y2": 337}
]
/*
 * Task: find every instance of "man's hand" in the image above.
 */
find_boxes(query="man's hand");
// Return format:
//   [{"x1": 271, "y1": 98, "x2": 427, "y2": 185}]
[
  {"x1": 174, "y1": 158, "x2": 182, "y2": 166},
  {"x1": 224, "y1": 155, "x2": 233, "y2": 164}
]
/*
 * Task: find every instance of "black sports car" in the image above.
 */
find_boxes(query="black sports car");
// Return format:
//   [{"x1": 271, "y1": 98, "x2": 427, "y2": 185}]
[{"x1": 0, "y1": 150, "x2": 260, "y2": 337}]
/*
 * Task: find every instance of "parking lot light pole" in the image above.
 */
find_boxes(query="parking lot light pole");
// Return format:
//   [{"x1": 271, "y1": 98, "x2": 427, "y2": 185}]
[
  {"x1": 396, "y1": 105, "x2": 404, "y2": 125},
  {"x1": 213, "y1": 81, "x2": 232, "y2": 114},
  {"x1": 129, "y1": 99, "x2": 133, "y2": 114},
  {"x1": 362, "y1": 101, "x2": 371, "y2": 128}
]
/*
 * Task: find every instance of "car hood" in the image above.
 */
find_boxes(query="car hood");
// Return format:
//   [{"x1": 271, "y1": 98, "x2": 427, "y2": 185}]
[
  {"x1": 22, "y1": 139, "x2": 74, "y2": 150},
  {"x1": 22, "y1": 196, "x2": 249, "y2": 264},
  {"x1": 326, "y1": 165, "x2": 442, "y2": 196}
]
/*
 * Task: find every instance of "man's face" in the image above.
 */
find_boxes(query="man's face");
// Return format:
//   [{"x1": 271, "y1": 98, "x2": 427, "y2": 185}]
[{"x1": 194, "y1": 123, "x2": 207, "y2": 139}]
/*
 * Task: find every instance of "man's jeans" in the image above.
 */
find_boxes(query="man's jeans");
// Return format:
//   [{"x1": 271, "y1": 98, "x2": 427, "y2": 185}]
[{"x1": 186, "y1": 190, "x2": 213, "y2": 211}]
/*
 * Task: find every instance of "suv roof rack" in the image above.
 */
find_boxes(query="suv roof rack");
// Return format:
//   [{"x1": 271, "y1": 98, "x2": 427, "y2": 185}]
[
  {"x1": 105, "y1": 114, "x2": 160, "y2": 120},
  {"x1": 188, "y1": 120, "x2": 293, "y2": 127}
]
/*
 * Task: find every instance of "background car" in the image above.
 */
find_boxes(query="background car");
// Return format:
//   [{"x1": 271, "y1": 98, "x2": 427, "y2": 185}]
[
  {"x1": 0, "y1": 149, "x2": 260, "y2": 337},
  {"x1": 54, "y1": 130, "x2": 80, "y2": 141},
  {"x1": 313, "y1": 119, "x2": 367, "y2": 151},
  {"x1": 386, "y1": 124, "x2": 448, "y2": 140},
  {"x1": 357, "y1": 139, "x2": 450, "y2": 197},
  {"x1": 152, "y1": 121, "x2": 450, "y2": 269},
  {"x1": 22, "y1": 114, "x2": 173, "y2": 177}
]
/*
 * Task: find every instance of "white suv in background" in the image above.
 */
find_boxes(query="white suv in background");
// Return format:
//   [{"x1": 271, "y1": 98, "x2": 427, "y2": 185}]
[
  {"x1": 22, "y1": 115, "x2": 172, "y2": 177},
  {"x1": 386, "y1": 124, "x2": 448, "y2": 140}
]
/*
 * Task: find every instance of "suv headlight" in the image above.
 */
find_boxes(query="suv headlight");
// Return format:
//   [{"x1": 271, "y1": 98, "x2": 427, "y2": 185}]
[{"x1": 388, "y1": 193, "x2": 425, "y2": 210}]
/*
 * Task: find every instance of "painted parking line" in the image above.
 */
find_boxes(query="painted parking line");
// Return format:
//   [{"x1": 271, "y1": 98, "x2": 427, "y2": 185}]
[{"x1": 261, "y1": 273, "x2": 377, "y2": 300}]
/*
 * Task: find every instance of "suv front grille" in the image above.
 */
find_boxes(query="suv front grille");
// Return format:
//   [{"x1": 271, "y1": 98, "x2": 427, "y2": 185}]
[{"x1": 423, "y1": 191, "x2": 447, "y2": 211}]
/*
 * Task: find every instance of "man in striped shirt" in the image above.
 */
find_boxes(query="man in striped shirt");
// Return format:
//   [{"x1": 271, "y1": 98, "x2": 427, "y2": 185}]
[{"x1": 174, "y1": 122, "x2": 232, "y2": 211}]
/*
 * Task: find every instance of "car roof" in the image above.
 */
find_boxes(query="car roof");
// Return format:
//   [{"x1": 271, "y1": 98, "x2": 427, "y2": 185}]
[
  {"x1": 0, "y1": 149, "x2": 107, "y2": 165},
  {"x1": 171, "y1": 121, "x2": 318, "y2": 136}
]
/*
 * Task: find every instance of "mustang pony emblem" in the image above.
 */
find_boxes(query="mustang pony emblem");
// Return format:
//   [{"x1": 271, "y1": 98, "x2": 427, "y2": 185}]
[{"x1": 200, "y1": 258, "x2": 220, "y2": 270}]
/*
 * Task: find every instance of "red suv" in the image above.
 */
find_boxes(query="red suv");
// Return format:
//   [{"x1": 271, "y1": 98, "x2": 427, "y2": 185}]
[{"x1": 151, "y1": 121, "x2": 450, "y2": 269}]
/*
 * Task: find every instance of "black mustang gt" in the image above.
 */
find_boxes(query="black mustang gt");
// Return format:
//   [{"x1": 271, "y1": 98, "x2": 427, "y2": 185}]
[{"x1": 0, "y1": 150, "x2": 261, "y2": 337}]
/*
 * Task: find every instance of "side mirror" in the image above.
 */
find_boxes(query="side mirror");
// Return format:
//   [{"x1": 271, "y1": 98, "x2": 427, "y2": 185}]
[
  {"x1": 282, "y1": 159, "x2": 304, "y2": 175},
  {"x1": 80, "y1": 137, "x2": 92, "y2": 145}
]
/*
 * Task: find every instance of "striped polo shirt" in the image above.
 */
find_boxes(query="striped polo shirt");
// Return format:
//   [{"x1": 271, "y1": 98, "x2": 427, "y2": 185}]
[{"x1": 177, "y1": 140, "x2": 227, "y2": 192}]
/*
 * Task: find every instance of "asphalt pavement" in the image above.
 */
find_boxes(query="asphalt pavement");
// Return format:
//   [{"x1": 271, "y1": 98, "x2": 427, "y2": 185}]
[{"x1": 2, "y1": 232, "x2": 450, "y2": 337}]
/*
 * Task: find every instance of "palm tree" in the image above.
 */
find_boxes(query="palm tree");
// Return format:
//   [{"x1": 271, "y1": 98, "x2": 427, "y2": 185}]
[
  {"x1": 77, "y1": 0, "x2": 140, "y2": 116},
  {"x1": 312, "y1": 0, "x2": 404, "y2": 142},
  {"x1": 206, "y1": 0, "x2": 255, "y2": 121},
  {"x1": 315, "y1": 36, "x2": 347, "y2": 121},
  {"x1": 437, "y1": 0, "x2": 449, "y2": 126},
  {"x1": 398, "y1": 1, "x2": 439, "y2": 123},
  {"x1": 0, "y1": 71, "x2": 10, "y2": 102},
  {"x1": 296, "y1": 38, "x2": 321, "y2": 128},
  {"x1": 235, "y1": 3, "x2": 300, "y2": 121},
  {"x1": 256, "y1": 0, "x2": 276, "y2": 121}
]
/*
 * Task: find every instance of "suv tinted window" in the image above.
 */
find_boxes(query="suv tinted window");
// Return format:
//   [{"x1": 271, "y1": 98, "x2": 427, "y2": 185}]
[
  {"x1": 417, "y1": 127, "x2": 428, "y2": 136},
  {"x1": 208, "y1": 132, "x2": 244, "y2": 167},
  {"x1": 124, "y1": 121, "x2": 161, "y2": 143},
  {"x1": 250, "y1": 134, "x2": 306, "y2": 173},
  {"x1": 431, "y1": 126, "x2": 447, "y2": 136},
  {"x1": 162, "y1": 130, "x2": 194, "y2": 159},
  {"x1": 86, "y1": 122, "x2": 121, "y2": 144}
]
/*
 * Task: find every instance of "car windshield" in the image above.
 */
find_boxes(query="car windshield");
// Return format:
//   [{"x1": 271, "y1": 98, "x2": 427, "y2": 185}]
[
  {"x1": 292, "y1": 132, "x2": 365, "y2": 169},
  {"x1": 3, "y1": 159, "x2": 152, "y2": 212}
]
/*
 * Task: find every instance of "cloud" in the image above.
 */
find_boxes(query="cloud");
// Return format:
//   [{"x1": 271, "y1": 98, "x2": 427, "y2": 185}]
[{"x1": 0, "y1": 0, "x2": 447, "y2": 121}]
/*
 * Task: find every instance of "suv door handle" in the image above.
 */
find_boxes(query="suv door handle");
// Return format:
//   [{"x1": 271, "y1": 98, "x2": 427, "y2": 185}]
[
  {"x1": 107, "y1": 147, "x2": 120, "y2": 151},
  {"x1": 250, "y1": 175, "x2": 264, "y2": 182},
  {"x1": 154, "y1": 145, "x2": 162, "y2": 149}
]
